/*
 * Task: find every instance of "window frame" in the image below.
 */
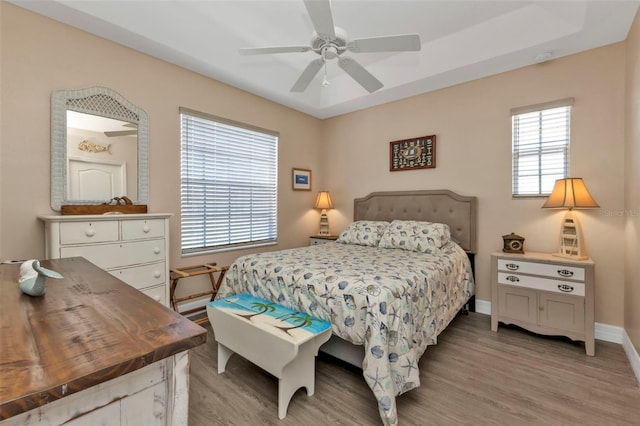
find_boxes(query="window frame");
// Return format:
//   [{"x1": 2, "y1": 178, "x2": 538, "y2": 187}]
[
  {"x1": 179, "y1": 107, "x2": 279, "y2": 256},
  {"x1": 511, "y1": 98, "x2": 574, "y2": 198}
]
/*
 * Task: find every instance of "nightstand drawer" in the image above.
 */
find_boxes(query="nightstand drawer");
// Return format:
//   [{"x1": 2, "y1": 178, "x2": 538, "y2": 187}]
[
  {"x1": 498, "y1": 272, "x2": 585, "y2": 296},
  {"x1": 497, "y1": 259, "x2": 585, "y2": 281}
]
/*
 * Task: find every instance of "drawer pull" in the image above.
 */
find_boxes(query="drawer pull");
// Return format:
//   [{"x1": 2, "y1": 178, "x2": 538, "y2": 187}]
[
  {"x1": 85, "y1": 228, "x2": 96, "y2": 237},
  {"x1": 143, "y1": 225, "x2": 151, "y2": 233},
  {"x1": 558, "y1": 284, "x2": 574, "y2": 293},
  {"x1": 505, "y1": 275, "x2": 520, "y2": 283},
  {"x1": 557, "y1": 269, "x2": 574, "y2": 278},
  {"x1": 505, "y1": 263, "x2": 519, "y2": 271},
  {"x1": 154, "y1": 247, "x2": 161, "y2": 254},
  {"x1": 154, "y1": 271, "x2": 161, "y2": 278}
]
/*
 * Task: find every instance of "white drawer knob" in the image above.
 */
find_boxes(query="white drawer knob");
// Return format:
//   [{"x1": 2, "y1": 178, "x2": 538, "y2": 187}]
[
  {"x1": 154, "y1": 271, "x2": 161, "y2": 278},
  {"x1": 154, "y1": 295, "x2": 161, "y2": 302},
  {"x1": 85, "y1": 228, "x2": 96, "y2": 237},
  {"x1": 143, "y1": 225, "x2": 151, "y2": 233},
  {"x1": 154, "y1": 247, "x2": 160, "y2": 254}
]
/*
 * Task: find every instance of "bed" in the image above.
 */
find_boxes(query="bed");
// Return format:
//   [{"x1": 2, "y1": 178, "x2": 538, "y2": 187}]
[{"x1": 216, "y1": 190, "x2": 477, "y2": 426}]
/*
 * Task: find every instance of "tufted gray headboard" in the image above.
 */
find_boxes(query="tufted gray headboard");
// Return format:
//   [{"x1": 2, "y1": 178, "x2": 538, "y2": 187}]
[{"x1": 354, "y1": 190, "x2": 477, "y2": 253}]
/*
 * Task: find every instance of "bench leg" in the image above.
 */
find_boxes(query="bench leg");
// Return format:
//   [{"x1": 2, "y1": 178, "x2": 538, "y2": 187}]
[
  {"x1": 218, "y1": 343, "x2": 234, "y2": 374},
  {"x1": 277, "y1": 343, "x2": 317, "y2": 419}
]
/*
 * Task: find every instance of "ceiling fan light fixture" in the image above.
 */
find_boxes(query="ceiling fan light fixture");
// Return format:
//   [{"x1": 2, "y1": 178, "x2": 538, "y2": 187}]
[{"x1": 241, "y1": 0, "x2": 422, "y2": 93}]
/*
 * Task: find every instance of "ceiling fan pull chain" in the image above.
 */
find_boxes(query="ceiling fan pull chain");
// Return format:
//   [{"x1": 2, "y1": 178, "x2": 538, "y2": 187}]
[{"x1": 322, "y1": 51, "x2": 330, "y2": 87}]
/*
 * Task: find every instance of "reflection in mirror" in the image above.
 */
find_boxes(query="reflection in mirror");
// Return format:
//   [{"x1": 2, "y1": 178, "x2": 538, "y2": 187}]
[
  {"x1": 66, "y1": 111, "x2": 138, "y2": 200},
  {"x1": 51, "y1": 87, "x2": 148, "y2": 211}
]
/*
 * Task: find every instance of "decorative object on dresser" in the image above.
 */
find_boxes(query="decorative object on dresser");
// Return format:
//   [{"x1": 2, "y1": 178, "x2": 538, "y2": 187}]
[
  {"x1": 542, "y1": 177, "x2": 599, "y2": 260},
  {"x1": 313, "y1": 191, "x2": 334, "y2": 235},
  {"x1": 18, "y1": 260, "x2": 64, "y2": 297},
  {"x1": 292, "y1": 168, "x2": 312, "y2": 191},
  {"x1": 38, "y1": 213, "x2": 171, "y2": 306},
  {"x1": 502, "y1": 232, "x2": 525, "y2": 254},
  {"x1": 309, "y1": 235, "x2": 338, "y2": 245},
  {"x1": 491, "y1": 251, "x2": 595, "y2": 356},
  {"x1": 389, "y1": 134, "x2": 436, "y2": 171},
  {"x1": 61, "y1": 196, "x2": 147, "y2": 215}
]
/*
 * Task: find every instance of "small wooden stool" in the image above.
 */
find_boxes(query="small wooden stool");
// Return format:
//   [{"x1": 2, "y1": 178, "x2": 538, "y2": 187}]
[{"x1": 170, "y1": 263, "x2": 228, "y2": 325}]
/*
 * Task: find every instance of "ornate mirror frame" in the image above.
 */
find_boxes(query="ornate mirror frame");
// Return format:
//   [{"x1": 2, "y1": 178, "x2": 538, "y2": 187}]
[{"x1": 51, "y1": 86, "x2": 149, "y2": 211}]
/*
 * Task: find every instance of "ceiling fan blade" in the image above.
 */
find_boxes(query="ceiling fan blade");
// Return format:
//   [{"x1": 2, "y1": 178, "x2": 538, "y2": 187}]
[
  {"x1": 240, "y1": 46, "x2": 312, "y2": 55},
  {"x1": 291, "y1": 58, "x2": 325, "y2": 92},
  {"x1": 304, "y1": 0, "x2": 336, "y2": 40},
  {"x1": 347, "y1": 34, "x2": 421, "y2": 53},
  {"x1": 337, "y1": 57, "x2": 383, "y2": 93},
  {"x1": 104, "y1": 130, "x2": 137, "y2": 137}
]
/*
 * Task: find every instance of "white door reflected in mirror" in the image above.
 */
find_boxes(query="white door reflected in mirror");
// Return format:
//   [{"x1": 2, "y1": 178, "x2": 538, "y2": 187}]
[{"x1": 67, "y1": 157, "x2": 126, "y2": 200}]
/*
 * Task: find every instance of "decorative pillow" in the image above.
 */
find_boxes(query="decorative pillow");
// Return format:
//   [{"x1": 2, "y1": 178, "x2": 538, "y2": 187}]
[
  {"x1": 378, "y1": 220, "x2": 451, "y2": 253},
  {"x1": 336, "y1": 221, "x2": 390, "y2": 247}
]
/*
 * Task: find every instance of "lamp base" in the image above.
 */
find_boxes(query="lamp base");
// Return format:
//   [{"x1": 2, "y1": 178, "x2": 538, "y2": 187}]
[
  {"x1": 555, "y1": 210, "x2": 589, "y2": 259},
  {"x1": 318, "y1": 209, "x2": 330, "y2": 236}
]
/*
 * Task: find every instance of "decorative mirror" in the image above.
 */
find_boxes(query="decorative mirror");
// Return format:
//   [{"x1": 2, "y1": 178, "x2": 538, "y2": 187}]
[{"x1": 51, "y1": 86, "x2": 148, "y2": 211}]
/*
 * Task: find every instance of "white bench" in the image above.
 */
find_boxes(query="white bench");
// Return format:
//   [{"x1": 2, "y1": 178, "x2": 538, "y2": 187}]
[{"x1": 207, "y1": 294, "x2": 332, "y2": 419}]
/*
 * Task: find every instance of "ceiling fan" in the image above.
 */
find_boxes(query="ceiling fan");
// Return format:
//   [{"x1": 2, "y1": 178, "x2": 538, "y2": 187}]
[{"x1": 239, "y1": 0, "x2": 421, "y2": 93}]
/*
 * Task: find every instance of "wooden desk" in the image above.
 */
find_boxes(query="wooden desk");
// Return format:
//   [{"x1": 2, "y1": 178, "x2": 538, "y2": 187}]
[{"x1": 0, "y1": 257, "x2": 207, "y2": 425}]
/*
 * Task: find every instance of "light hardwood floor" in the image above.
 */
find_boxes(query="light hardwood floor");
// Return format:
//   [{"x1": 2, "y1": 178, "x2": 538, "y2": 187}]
[{"x1": 189, "y1": 312, "x2": 640, "y2": 425}]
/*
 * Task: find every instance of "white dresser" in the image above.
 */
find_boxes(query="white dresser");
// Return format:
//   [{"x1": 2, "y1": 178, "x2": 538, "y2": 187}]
[
  {"x1": 39, "y1": 214, "x2": 172, "y2": 306},
  {"x1": 490, "y1": 251, "x2": 595, "y2": 355}
]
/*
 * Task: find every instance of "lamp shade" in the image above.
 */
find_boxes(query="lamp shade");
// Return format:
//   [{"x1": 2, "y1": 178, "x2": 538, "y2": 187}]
[
  {"x1": 314, "y1": 191, "x2": 334, "y2": 209},
  {"x1": 542, "y1": 178, "x2": 599, "y2": 210}
]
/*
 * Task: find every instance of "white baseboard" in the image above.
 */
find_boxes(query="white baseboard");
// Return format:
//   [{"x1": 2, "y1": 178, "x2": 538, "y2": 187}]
[
  {"x1": 622, "y1": 330, "x2": 640, "y2": 384},
  {"x1": 474, "y1": 299, "x2": 623, "y2": 344}
]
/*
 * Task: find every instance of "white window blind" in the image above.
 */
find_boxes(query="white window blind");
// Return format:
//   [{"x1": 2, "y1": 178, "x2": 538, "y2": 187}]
[
  {"x1": 180, "y1": 108, "x2": 278, "y2": 255},
  {"x1": 511, "y1": 99, "x2": 573, "y2": 197}
]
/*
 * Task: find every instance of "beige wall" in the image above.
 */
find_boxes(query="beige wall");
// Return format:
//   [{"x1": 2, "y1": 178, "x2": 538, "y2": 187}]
[
  {"x1": 323, "y1": 44, "x2": 627, "y2": 327},
  {"x1": 0, "y1": 3, "x2": 324, "y2": 275},
  {"x1": 624, "y1": 10, "x2": 640, "y2": 353},
  {"x1": 0, "y1": 2, "x2": 633, "y2": 330}
]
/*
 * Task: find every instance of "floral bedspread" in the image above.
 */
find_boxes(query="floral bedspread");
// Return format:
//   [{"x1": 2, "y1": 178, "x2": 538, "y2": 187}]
[{"x1": 216, "y1": 241, "x2": 474, "y2": 425}]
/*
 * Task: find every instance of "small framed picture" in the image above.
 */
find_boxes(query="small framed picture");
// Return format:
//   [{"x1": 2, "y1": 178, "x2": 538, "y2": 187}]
[{"x1": 292, "y1": 168, "x2": 312, "y2": 191}]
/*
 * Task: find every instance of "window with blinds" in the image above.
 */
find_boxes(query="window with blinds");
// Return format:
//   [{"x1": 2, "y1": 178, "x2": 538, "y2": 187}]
[
  {"x1": 511, "y1": 98, "x2": 573, "y2": 197},
  {"x1": 180, "y1": 108, "x2": 278, "y2": 255}
]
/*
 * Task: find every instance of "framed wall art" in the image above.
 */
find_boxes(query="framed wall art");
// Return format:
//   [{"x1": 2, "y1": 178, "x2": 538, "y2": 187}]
[
  {"x1": 389, "y1": 135, "x2": 436, "y2": 171},
  {"x1": 292, "y1": 168, "x2": 312, "y2": 191}
]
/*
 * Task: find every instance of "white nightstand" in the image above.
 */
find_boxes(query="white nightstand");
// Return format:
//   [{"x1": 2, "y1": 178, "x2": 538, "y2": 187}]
[
  {"x1": 309, "y1": 235, "x2": 338, "y2": 246},
  {"x1": 491, "y1": 251, "x2": 595, "y2": 356}
]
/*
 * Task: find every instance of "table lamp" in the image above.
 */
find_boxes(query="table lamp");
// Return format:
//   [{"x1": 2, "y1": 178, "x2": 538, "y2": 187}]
[
  {"x1": 542, "y1": 178, "x2": 599, "y2": 260},
  {"x1": 314, "y1": 191, "x2": 334, "y2": 236}
]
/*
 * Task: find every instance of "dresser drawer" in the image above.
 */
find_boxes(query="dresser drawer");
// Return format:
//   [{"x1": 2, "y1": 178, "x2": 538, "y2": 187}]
[
  {"x1": 109, "y1": 262, "x2": 166, "y2": 290},
  {"x1": 60, "y1": 239, "x2": 166, "y2": 269},
  {"x1": 142, "y1": 285, "x2": 167, "y2": 305},
  {"x1": 497, "y1": 259, "x2": 585, "y2": 281},
  {"x1": 59, "y1": 221, "x2": 119, "y2": 245},
  {"x1": 498, "y1": 272, "x2": 585, "y2": 296},
  {"x1": 121, "y1": 219, "x2": 165, "y2": 241}
]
